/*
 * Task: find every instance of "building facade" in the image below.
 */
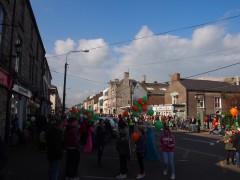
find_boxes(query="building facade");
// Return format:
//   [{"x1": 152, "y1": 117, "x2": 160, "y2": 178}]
[{"x1": 0, "y1": 0, "x2": 51, "y2": 141}]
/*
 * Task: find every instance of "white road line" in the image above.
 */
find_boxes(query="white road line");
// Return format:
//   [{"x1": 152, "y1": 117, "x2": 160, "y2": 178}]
[
  {"x1": 182, "y1": 138, "x2": 214, "y2": 144},
  {"x1": 176, "y1": 146, "x2": 224, "y2": 158},
  {"x1": 81, "y1": 175, "x2": 135, "y2": 180}
]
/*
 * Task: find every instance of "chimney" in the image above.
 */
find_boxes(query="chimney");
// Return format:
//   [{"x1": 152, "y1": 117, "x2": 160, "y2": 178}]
[
  {"x1": 236, "y1": 76, "x2": 239, "y2": 85},
  {"x1": 141, "y1": 75, "x2": 146, "y2": 83},
  {"x1": 171, "y1": 73, "x2": 180, "y2": 82},
  {"x1": 153, "y1": 81, "x2": 157, "y2": 84},
  {"x1": 124, "y1": 72, "x2": 129, "y2": 78}
]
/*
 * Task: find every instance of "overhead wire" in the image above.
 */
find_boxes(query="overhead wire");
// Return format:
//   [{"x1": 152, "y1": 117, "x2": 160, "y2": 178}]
[{"x1": 46, "y1": 14, "x2": 240, "y2": 59}]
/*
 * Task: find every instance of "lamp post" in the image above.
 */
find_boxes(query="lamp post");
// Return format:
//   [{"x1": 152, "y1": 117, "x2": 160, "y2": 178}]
[{"x1": 62, "y1": 50, "x2": 89, "y2": 115}]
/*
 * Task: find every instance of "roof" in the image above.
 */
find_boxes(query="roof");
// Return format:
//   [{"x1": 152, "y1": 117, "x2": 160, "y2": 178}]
[
  {"x1": 140, "y1": 82, "x2": 168, "y2": 95},
  {"x1": 179, "y1": 79, "x2": 240, "y2": 93}
]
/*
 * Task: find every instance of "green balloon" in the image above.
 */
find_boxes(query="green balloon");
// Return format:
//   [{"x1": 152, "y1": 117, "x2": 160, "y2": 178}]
[
  {"x1": 155, "y1": 121, "x2": 162, "y2": 131},
  {"x1": 133, "y1": 101, "x2": 138, "y2": 106},
  {"x1": 148, "y1": 109, "x2": 154, "y2": 116},
  {"x1": 132, "y1": 112, "x2": 139, "y2": 117},
  {"x1": 142, "y1": 96, "x2": 147, "y2": 103}
]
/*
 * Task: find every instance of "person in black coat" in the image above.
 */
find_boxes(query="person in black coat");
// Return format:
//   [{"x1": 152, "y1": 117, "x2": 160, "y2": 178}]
[
  {"x1": 46, "y1": 117, "x2": 63, "y2": 180},
  {"x1": 116, "y1": 130, "x2": 130, "y2": 179},
  {"x1": 0, "y1": 136, "x2": 7, "y2": 180},
  {"x1": 96, "y1": 119, "x2": 106, "y2": 167}
]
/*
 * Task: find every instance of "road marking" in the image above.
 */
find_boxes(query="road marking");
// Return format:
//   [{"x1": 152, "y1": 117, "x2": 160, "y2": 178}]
[
  {"x1": 176, "y1": 146, "x2": 224, "y2": 158},
  {"x1": 182, "y1": 138, "x2": 213, "y2": 144},
  {"x1": 81, "y1": 175, "x2": 135, "y2": 180}
]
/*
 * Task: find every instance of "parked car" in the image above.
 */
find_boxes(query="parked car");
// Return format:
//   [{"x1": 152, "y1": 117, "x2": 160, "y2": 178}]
[{"x1": 94, "y1": 117, "x2": 119, "y2": 138}]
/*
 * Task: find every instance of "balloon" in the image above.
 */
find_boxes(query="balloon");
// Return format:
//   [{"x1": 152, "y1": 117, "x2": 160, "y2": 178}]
[
  {"x1": 132, "y1": 112, "x2": 139, "y2": 117},
  {"x1": 230, "y1": 108, "x2": 238, "y2": 116},
  {"x1": 148, "y1": 109, "x2": 154, "y2": 116},
  {"x1": 123, "y1": 110, "x2": 128, "y2": 117},
  {"x1": 131, "y1": 132, "x2": 139, "y2": 142},
  {"x1": 83, "y1": 110, "x2": 87, "y2": 115},
  {"x1": 175, "y1": 117, "x2": 180, "y2": 121},
  {"x1": 138, "y1": 98, "x2": 143, "y2": 105},
  {"x1": 131, "y1": 105, "x2": 138, "y2": 112},
  {"x1": 144, "y1": 100, "x2": 149, "y2": 106},
  {"x1": 35, "y1": 103, "x2": 40, "y2": 108},
  {"x1": 71, "y1": 108, "x2": 78, "y2": 114},
  {"x1": 138, "y1": 106, "x2": 142, "y2": 112},
  {"x1": 204, "y1": 117, "x2": 208, "y2": 122},
  {"x1": 87, "y1": 114, "x2": 92, "y2": 119},
  {"x1": 133, "y1": 101, "x2": 138, "y2": 106},
  {"x1": 142, "y1": 105, "x2": 147, "y2": 112},
  {"x1": 155, "y1": 121, "x2": 162, "y2": 131},
  {"x1": 142, "y1": 96, "x2": 147, "y2": 103}
]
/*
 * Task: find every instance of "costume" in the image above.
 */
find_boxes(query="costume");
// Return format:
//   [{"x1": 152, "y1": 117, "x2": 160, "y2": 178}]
[
  {"x1": 145, "y1": 127, "x2": 160, "y2": 161},
  {"x1": 84, "y1": 126, "x2": 94, "y2": 153}
]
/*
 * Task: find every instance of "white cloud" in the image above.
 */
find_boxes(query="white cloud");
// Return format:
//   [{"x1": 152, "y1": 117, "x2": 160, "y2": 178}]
[{"x1": 48, "y1": 24, "x2": 240, "y2": 107}]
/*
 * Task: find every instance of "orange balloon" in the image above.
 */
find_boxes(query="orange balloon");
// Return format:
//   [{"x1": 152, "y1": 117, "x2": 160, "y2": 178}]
[
  {"x1": 230, "y1": 108, "x2": 238, "y2": 116},
  {"x1": 123, "y1": 110, "x2": 128, "y2": 117},
  {"x1": 215, "y1": 122, "x2": 218, "y2": 126},
  {"x1": 131, "y1": 132, "x2": 139, "y2": 142},
  {"x1": 142, "y1": 105, "x2": 147, "y2": 112},
  {"x1": 71, "y1": 108, "x2": 78, "y2": 114},
  {"x1": 131, "y1": 105, "x2": 138, "y2": 112},
  {"x1": 138, "y1": 98, "x2": 143, "y2": 105}
]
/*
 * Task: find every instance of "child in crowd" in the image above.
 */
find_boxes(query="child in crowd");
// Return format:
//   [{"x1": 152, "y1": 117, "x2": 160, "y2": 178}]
[{"x1": 160, "y1": 127, "x2": 176, "y2": 180}]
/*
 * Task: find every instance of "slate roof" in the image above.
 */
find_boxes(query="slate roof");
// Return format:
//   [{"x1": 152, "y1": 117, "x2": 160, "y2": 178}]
[
  {"x1": 179, "y1": 79, "x2": 240, "y2": 93},
  {"x1": 140, "y1": 82, "x2": 168, "y2": 95}
]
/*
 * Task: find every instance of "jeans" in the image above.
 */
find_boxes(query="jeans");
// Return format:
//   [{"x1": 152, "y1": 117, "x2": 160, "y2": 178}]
[
  {"x1": 163, "y1": 151, "x2": 175, "y2": 174},
  {"x1": 48, "y1": 160, "x2": 60, "y2": 180},
  {"x1": 236, "y1": 152, "x2": 240, "y2": 167},
  {"x1": 191, "y1": 124, "x2": 196, "y2": 132}
]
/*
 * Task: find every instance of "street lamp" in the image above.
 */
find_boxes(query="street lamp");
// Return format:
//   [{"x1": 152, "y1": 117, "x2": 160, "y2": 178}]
[{"x1": 62, "y1": 49, "x2": 89, "y2": 115}]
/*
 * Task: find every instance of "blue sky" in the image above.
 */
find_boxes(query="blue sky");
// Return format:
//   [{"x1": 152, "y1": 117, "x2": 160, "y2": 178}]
[{"x1": 30, "y1": 0, "x2": 240, "y2": 107}]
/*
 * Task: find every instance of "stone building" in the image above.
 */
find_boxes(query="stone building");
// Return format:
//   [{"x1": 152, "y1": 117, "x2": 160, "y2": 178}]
[{"x1": 0, "y1": 0, "x2": 51, "y2": 141}]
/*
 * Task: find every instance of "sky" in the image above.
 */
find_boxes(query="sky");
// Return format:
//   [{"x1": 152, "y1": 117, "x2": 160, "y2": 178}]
[{"x1": 30, "y1": 0, "x2": 240, "y2": 107}]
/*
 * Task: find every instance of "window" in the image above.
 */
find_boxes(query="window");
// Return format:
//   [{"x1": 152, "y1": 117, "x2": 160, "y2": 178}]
[
  {"x1": 172, "y1": 95, "x2": 178, "y2": 104},
  {"x1": 214, "y1": 97, "x2": 221, "y2": 108},
  {"x1": 197, "y1": 99, "x2": 204, "y2": 108},
  {"x1": 147, "y1": 87, "x2": 154, "y2": 90}
]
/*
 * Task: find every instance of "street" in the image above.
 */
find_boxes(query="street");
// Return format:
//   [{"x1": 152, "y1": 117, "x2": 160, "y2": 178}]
[{"x1": 4, "y1": 128, "x2": 240, "y2": 180}]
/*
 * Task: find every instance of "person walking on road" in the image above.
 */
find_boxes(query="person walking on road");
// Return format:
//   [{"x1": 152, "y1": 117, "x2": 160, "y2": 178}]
[
  {"x1": 84, "y1": 121, "x2": 94, "y2": 153},
  {"x1": 217, "y1": 128, "x2": 235, "y2": 165},
  {"x1": 46, "y1": 117, "x2": 63, "y2": 180},
  {"x1": 134, "y1": 128, "x2": 146, "y2": 179},
  {"x1": 116, "y1": 130, "x2": 130, "y2": 179},
  {"x1": 96, "y1": 119, "x2": 106, "y2": 167},
  {"x1": 233, "y1": 126, "x2": 240, "y2": 167},
  {"x1": 64, "y1": 118, "x2": 81, "y2": 180},
  {"x1": 160, "y1": 127, "x2": 176, "y2": 180}
]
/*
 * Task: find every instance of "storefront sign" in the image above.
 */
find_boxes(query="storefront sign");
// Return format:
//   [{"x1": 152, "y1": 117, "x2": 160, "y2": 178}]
[
  {"x1": 0, "y1": 70, "x2": 12, "y2": 89},
  {"x1": 12, "y1": 84, "x2": 32, "y2": 98}
]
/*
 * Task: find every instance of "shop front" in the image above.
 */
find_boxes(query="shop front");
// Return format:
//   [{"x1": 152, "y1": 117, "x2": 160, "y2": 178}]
[
  {"x1": 0, "y1": 70, "x2": 12, "y2": 139},
  {"x1": 11, "y1": 84, "x2": 32, "y2": 131}
]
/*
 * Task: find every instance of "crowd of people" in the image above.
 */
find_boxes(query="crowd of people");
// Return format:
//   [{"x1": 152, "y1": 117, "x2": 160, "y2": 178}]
[{"x1": 1, "y1": 112, "x2": 240, "y2": 180}]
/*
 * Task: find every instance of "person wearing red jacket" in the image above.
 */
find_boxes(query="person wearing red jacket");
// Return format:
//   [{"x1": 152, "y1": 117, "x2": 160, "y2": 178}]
[{"x1": 160, "y1": 127, "x2": 176, "y2": 180}]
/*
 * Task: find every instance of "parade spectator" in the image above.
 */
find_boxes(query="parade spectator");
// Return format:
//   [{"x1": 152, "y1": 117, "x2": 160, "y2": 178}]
[
  {"x1": 96, "y1": 119, "x2": 106, "y2": 167},
  {"x1": 104, "y1": 119, "x2": 112, "y2": 143},
  {"x1": 39, "y1": 128, "x2": 46, "y2": 152},
  {"x1": 191, "y1": 117, "x2": 196, "y2": 133},
  {"x1": 145, "y1": 127, "x2": 160, "y2": 161},
  {"x1": 80, "y1": 118, "x2": 88, "y2": 146},
  {"x1": 64, "y1": 118, "x2": 80, "y2": 180},
  {"x1": 46, "y1": 117, "x2": 63, "y2": 180},
  {"x1": 134, "y1": 128, "x2": 146, "y2": 179},
  {"x1": 217, "y1": 128, "x2": 235, "y2": 165},
  {"x1": 233, "y1": 126, "x2": 240, "y2": 167},
  {"x1": 0, "y1": 136, "x2": 7, "y2": 180},
  {"x1": 118, "y1": 117, "x2": 127, "y2": 132},
  {"x1": 128, "y1": 115, "x2": 135, "y2": 136},
  {"x1": 116, "y1": 130, "x2": 130, "y2": 179},
  {"x1": 84, "y1": 121, "x2": 94, "y2": 153},
  {"x1": 160, "y1": 127, "x2": 176, "y2": 180}
]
